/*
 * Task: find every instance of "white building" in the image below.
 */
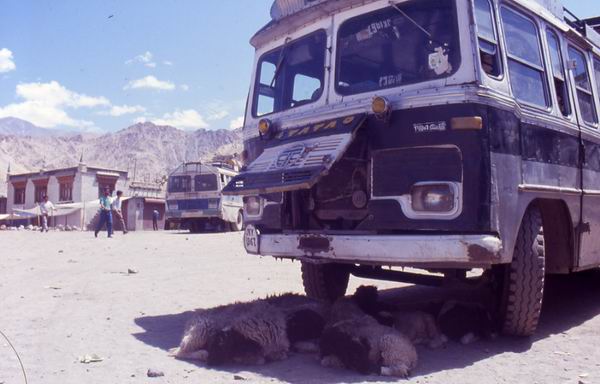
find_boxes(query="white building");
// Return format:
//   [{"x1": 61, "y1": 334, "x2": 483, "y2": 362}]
[{"x1": 6, "y1": 162, "x2": 128, "y2": 228}]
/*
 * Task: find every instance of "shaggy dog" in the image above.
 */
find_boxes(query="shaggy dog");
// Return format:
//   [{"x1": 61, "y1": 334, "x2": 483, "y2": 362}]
[
  {"x1": 320, "y1": 291, "x2": 418, "y2": 377},
  {"x1": 172, "y1": 294, "x2": 329, "y2": 365},
  {"x1": 437, "y1": 301, "x2": 495, "y2": 344},
  {"x1": 352, "y1": 286, "x2": 447, "y2": 349}
]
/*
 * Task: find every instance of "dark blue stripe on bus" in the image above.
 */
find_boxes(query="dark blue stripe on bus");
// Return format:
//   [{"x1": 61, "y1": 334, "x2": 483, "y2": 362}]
[{"x1": 175, "y1": 199, "x2": 219, "y2": 211}]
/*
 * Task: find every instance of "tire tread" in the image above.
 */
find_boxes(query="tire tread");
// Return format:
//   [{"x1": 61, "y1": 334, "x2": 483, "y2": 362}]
[{"x1": 501, "y1": 206, "x2": 545, "y2": 336}]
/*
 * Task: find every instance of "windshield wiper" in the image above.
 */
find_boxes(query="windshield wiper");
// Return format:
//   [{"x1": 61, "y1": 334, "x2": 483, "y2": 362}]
[
  {"x1": 388, "y1": 0, "x2": 432, "y2": 40},
  {"x1": 270, "y1": 37, "x2": 292, "y2": 87}
]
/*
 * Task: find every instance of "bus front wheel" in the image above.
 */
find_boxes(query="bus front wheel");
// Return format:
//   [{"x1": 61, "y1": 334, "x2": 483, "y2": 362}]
[
  {"x1": 496, "y1": 205, "x2": 545, "y2": 336},
  {"x1": 301, "y1": 262, "x2": 349, "y2": 302},
  {"x1": 230, "y1": 211, "x2": 244, "y2": 232}
]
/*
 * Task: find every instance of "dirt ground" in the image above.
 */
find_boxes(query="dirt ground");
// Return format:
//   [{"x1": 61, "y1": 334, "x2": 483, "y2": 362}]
[{"x1": 1, "y1": 230, "x2": 600, "y2": 384}]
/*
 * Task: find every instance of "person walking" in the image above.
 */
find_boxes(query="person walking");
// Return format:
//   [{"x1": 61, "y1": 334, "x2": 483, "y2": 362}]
[
  {"x1": 152, "y1": 209, "x2": 160, "y2": 231},
  {"x1": 95, "y1": 188, "x2": 113, "y2": 238},
  {"x1": 111, "y1": 190, "x2": 128, "y2": 234},
  {"x1": 39, "y1": 195, "x2": 55, "y2": 233}
]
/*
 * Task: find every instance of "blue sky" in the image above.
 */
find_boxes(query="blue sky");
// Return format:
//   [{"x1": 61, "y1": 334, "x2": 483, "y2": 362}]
[{"x1": 0, "y1": 0, "x2": 597, "y2": 132}]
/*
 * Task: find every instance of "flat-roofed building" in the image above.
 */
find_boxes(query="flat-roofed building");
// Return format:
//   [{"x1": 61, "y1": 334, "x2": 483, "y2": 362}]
[{"x1": 6, "y1": 162, "x2": 128, "y2": 229}]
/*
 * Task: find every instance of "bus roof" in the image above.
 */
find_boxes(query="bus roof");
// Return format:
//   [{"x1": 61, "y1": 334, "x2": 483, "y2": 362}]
[{"x1": 253, "y1": 0, "x2": 599, "y2": 50}]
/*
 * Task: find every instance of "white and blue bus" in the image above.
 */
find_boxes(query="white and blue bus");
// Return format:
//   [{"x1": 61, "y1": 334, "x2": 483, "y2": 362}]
[
  {"x1": 167, "y1": 162, "x2": 243, "y2": 232},
  {"x1": 224, "y1": 0, "x2": 600, "y2": 336}
]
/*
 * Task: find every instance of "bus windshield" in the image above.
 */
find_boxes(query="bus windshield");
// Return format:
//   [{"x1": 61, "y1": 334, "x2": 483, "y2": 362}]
[
  {"x1": 253, "y1": 30, "x2": 327, "y2": 117},
  {"x1": 168, "y1": 176, "x2": 191, "y2": 193},
  {"x1": 195, "y1": 174, "x2": 218, "y2": 192},
  {"x1": 336, "y1": 0, "x2": 460, "y2": 95}
]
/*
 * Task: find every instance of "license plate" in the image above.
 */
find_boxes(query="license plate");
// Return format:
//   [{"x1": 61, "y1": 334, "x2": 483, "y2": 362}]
[{"x1": 244, "y1": 225, "x2": 260, "y2": 254}]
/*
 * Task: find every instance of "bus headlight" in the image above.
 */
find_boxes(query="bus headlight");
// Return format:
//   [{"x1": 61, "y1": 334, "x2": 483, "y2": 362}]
[
  {"x1": 244, "y1": 196, "x2": 261, "y2": 216},
  {"x1": 411, "y1": 184, "x2": 455, "y2": 212},
  {"x1": 372, "y1": 96, "x2": 390, "y2": 117},
  {"x1": 258, "y1": 119, "x2": 273, "y2": 137}
]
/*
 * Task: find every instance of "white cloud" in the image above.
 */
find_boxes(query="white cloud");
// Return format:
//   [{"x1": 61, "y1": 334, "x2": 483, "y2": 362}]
[
  {"x1": 208, "y1": 110, "x2": 229, "y2": 121},
  {"x1": 103, "y1": 104, "x2": 146, "y2": 117},
  {"x1": 163, "y1": 60, "x2": 173, "y2": 66},
  {"x1": 0, "y1": 48, "x2": 16, "y2": 73},
  {"x1": 124, "y1": 75, "x2": 175, "y2": 91},
  {"x1": 229, "y1": 116, "x2": 244, "y2": 129},
  {"x1": 0, "y1": 81, "x2": 109, "y2": 128},
  {"x1": 180, "y1": 84, "x2": 190, "y2": 91},
  {"x1": 138, "y1": 109, "x2": 209, "y2": 130},
  {"x1": 126, "y1": 51, "x2": 157, "y2": 68}
]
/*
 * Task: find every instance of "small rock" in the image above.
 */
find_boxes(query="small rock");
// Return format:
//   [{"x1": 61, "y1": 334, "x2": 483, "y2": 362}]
[
  {"x1": 234, "y1": 375, "x2": 246, "y2": 381},
  {"x1": 79, "y1": 354, "x2": 103, "y2": 364},
  {"x1": 147, "y1": 369, "x2": 165, "y2": 378},
  {"x1": 58, "y1": 250, "x2": 64, "y2": 253},
  {"x1": 127, "y1": 268, "x2": 138, "y2": 275}
]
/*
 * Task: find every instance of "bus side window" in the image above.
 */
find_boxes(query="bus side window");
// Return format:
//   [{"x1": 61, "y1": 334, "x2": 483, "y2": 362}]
[
  {"x1": 594, "y1": 57, "x2": 600, "y2": 106},
  {"x1": 568, "y1": 46, "x2": 598, "y2": 126},
  {"x1": 474, "y1": 0, "x2": 502, "y2": 78},
  {"x1": 501, "y1": 7, "x2": 549, "y2": 108},
  {"x1": 546, "y1": 30, "x2": 571, "y2": 117}
]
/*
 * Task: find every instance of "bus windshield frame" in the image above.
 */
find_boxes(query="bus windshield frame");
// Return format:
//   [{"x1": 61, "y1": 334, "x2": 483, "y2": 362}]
[
  {"x1": 252, "y1": 30, "x2": 327, "y2": 117},
  {"x1": 335, "y1": 0, "x2": 461, "y2": 96}
]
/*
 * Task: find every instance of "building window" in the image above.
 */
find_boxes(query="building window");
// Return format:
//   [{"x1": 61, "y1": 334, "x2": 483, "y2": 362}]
[
  {"x1": 475, "y1": 0, "x2": 502, "y2": 77},
  {"x1": 569, "y1": 46, "x2": 598, "y2": 125},
  {"x1": 60, "y1": 182, "x2": 73, "y2": 202},
  {"x1": 501, "y1": 7, "x2": 549, "y2": 107},
  {"x1": 96, "y1": 175, "x2": 118, "y2": 198},
  {"x1": 57, "y1": 175, "x2": 75, "y2": 202},
  {"x1": 14, "y1": 187, "x2": 25, "y2": 205},
  {"x1": 98, "y1": 183, "x2": 115, "y2": 198},
  {"x1": 546, "y1": 29, "x2": 571, "y2": 117},
  {"x1": 35, "y1": 185, "x2": 48, "y2": 203}
]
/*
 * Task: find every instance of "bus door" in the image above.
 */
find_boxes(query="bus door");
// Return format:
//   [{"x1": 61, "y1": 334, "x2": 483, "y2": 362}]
[{"x1": 569, "y1": 45, "x2": 600, "y2": 268}]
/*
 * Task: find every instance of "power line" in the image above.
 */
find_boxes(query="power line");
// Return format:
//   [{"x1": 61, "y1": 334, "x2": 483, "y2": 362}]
[{"x1": 0, "y1": 329, "x2": 28, "y2": 384}]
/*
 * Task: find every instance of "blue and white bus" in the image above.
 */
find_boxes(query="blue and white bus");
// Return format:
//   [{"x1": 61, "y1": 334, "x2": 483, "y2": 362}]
[
  {"x1": 224, "y1": 0, "x2": 600, "y2": 336},
  {"x1": 167, "y1": 162, "x2": 243, "y2": 232}
]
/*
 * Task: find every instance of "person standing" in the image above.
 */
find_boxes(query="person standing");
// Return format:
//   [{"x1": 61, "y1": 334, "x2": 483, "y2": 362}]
[
  {"x1": 95, "y1": 188, "x2": 113, "y2": 238},
  {"x1": 111, "y1": 190, "x2": 128, "y2": 234},
  {"x1": 152, "y1": 209, "x2": 160, "y2": 231},
  {"x1": 39, "y1": 195, "x2": 55, "y2": 233}
]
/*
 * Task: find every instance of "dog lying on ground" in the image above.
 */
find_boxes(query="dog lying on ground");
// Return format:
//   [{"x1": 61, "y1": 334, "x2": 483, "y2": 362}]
[
  {"x1": 320, "y1": 291, "x2": 418, "y2": 378},
  {"x1": 172, "y1": 294, "x2": 329, "y2": 365},
  {"x1": 352, "y1": 286, "x2": 447, "y2": 349},
  {"x1": 437, "y1": 301, "x2": 496, "y2": 344}
]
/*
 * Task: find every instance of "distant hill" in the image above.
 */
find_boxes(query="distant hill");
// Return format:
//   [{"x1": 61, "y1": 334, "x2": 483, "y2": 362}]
[
  {"x1": 0, "y1": 117, "x2": 59, "y2": 137},
  {"x1": 0, "y1": 119, "x2": 243, "y2": 195}
]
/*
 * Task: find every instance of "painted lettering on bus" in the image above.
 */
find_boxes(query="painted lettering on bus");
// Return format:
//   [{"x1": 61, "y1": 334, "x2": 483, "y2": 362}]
[{"x1": 275, "y1": 115, "x2": 357, "y2": 140}]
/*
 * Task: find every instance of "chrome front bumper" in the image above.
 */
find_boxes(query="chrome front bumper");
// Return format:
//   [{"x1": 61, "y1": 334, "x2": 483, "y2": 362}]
[{"x1": 244, "y1": 226, "x2": 503, "y2": 267}]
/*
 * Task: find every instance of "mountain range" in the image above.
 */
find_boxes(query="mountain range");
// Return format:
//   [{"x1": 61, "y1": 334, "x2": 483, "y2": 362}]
[{"x1": 0, "y1": 117, "x2": 243, "y2": 196}]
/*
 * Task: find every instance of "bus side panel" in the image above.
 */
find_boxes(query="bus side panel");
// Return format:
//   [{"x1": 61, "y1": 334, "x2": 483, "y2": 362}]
[
  {"x1": 579, "y1": 135, "x2": 600, "y2": 269},
  {"x1": 489, "y1": 105, "x2": 581, "y2": 266}
]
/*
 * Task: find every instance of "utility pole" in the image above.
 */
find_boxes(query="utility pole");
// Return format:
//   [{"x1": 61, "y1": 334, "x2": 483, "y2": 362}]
[{"x1": 133, "y1": 158, "x2": 137, "y2": 182}]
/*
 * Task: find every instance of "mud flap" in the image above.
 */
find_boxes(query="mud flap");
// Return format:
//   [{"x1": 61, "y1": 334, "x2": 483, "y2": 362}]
[{"x1": 223, "y1": 114, "x2": 366, "y2": 195}]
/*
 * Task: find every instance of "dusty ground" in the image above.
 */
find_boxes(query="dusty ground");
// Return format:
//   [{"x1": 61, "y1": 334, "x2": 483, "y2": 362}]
[{"x1": 1, "y1": 230, "x2": 600, "y2": 384}]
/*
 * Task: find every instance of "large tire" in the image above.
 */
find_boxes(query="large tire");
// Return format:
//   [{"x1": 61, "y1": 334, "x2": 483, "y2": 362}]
[
  {"x1": 189, "y1": 220, "x2": 204, "y2": 234},
  {"x1": 301, "y1": 262, "x2": 350, "y2": 302},
  {"x1": 498, "y1": 205, "x2": 545, "y2": 336},
  {"x1": 230, "y1": 211, "x2": 244, "y2": 232}
]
